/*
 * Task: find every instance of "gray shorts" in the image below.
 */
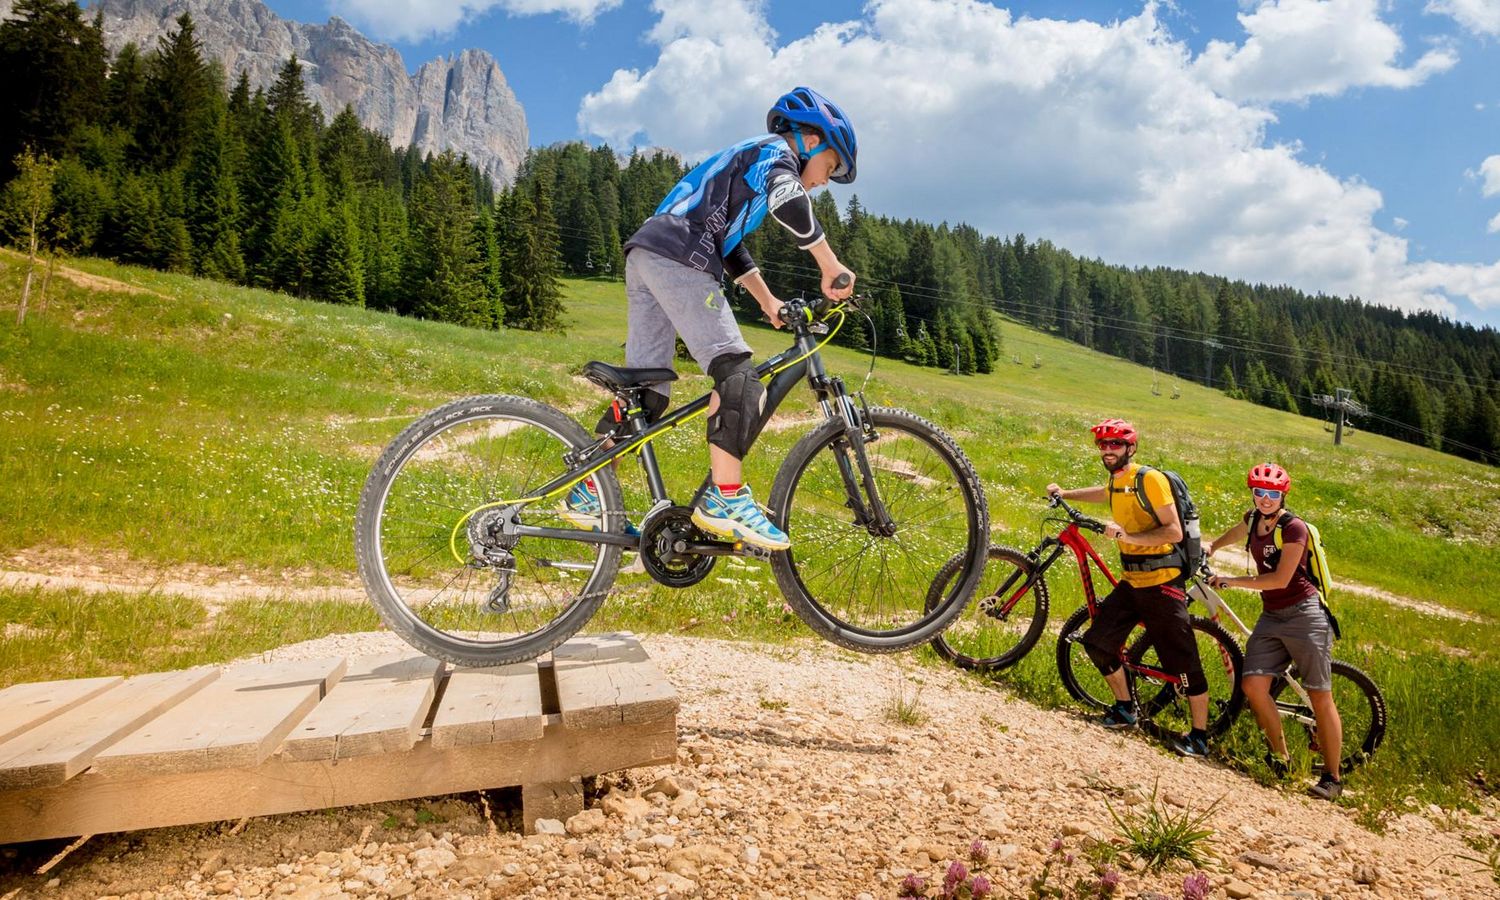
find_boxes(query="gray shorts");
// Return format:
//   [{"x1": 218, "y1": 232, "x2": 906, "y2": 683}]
[
  {"x1": 1243, "y1": 595, "x2": 1334, "y2": 691},
  {"x1": 625, "y1": 248, "x2": 752, "y2": 400}
]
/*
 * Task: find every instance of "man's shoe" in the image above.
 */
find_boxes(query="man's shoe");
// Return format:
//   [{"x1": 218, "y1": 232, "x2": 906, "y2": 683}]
[
  {"x1": 559, "y1": 477, "x2": 639, "y2": 537},
  {"x1": 1170, "y1": 731, "x2": 1210, "y2": 758},
  {"x1": 691, "y1": 485, "x2": 790, "y2": 551},
  {"x1": 1100, "y1": 701, "x2": 1138, "y2": 729},
  {"x1": 1309, "y1": 772, "x2": 1343, "y2": 801},
  {"x1": 1263, "y1": 752, "x2": 1291, "y2": 779}
]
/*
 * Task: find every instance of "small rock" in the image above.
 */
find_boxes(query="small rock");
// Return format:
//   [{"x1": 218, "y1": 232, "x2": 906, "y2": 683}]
[
  {"x1": 625, "y1": 866, "x2": 652, "y2": 884},
  {"x1": 742, "y1": 846, "x2": 761, "y2": 865},
  {"x1": 532, "y1": 818, "x2": 566, "y2": 836},
  {"x1": 1240, "y1": 850, "x2": 1288, "y2": 871},
  {"x1": 648, "y1": 776, "x2": 682, "y2": 798},
  {"x1": 653, "y1": 872, "x2": 696, "y2": 893},
  {"x1": 565, "y1": 809, "x2": 606, "y2": 835},
  {"x1": 385, "y1": 882, "x2": 414, "y2": 899},
  {"x1": 1353, "y1": 864, "x2": 1382, "y2": 885},
  {"x1": 603, "y1": 794, "x2": 656, "y2": 821},
  {"x1": 1061, "y1": 822, "x2": 1089, "y2": 837},
  {"x1": 1225, "y1": 880, "x2": 1254, "y2": 899}
]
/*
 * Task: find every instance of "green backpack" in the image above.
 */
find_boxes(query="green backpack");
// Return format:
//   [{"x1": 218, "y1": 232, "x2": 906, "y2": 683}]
[{"x1": 1249, "y1": 509, "x2": 1339, "y2": 638}]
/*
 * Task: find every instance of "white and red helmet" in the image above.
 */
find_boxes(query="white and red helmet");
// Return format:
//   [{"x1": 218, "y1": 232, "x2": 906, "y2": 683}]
[{"x1": 1247, "y1": 462, "x2": 1291, "y2": 492}]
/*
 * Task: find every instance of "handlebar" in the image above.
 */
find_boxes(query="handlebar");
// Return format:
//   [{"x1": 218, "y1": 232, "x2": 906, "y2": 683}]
[
  {"x1": 778, "y1": 273, "x2": 861, "y2": 329},
  {"x1": 1046, "y1": 494, "x2": 1106, "y2": 534}
]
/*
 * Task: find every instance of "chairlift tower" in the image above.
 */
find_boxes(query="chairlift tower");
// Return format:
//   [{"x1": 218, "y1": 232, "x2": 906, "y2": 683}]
[{"x1": 1312, "y1": 388, "x2": 1366, "y2": 446}]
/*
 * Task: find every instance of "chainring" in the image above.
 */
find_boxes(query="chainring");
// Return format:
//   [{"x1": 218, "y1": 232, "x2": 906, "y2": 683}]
[{"x1": 638, "y1": 505, "x2": 717, "y2": 588}]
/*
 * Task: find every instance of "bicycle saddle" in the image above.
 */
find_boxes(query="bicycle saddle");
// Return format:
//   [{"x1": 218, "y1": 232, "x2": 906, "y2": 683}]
[{"x1": 582, "y1": 361, "x2": 679, "y2": 391}]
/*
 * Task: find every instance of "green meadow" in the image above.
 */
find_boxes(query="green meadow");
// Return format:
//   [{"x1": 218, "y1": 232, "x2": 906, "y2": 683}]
[{"x1": 0, "y1": 252, "x2": 1496, "y2": 822}]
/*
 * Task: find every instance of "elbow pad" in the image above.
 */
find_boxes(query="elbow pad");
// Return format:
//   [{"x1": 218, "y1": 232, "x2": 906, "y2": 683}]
[{"x1": 767, "y1": 173, "x2": 825, "y2": 249}]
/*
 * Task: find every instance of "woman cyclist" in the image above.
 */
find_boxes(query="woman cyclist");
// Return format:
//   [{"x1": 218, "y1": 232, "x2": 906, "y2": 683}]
[{"x1": 1206, "y1": 463, "x2": 1344, "y2": 800}]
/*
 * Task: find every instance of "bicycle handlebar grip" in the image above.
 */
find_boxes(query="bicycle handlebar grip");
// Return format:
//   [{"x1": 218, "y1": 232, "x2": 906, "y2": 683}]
[{"x1": 831, "y1": 272, "x2": 852, "y2": 291}]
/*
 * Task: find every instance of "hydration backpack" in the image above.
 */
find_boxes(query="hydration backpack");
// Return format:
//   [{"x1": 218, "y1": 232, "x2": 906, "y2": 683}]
[
  {"x1": 1124, "y1": 465, "x2": 1203, "y2": 576},
  {"x1": 1249, "y1": 509, "x2": 1340, "y2": 638}
]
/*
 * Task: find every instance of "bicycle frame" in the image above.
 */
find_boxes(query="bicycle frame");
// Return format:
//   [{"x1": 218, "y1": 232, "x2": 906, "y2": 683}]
[
  {"x1": 992, "y1": 520, "x2": 1118, "y2": 620},
  {"x1": 452, "y1": 307, "x2": 884, "y2": 559}
]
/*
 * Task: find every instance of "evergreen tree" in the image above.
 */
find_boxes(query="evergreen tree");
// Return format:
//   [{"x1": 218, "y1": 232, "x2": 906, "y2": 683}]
[
  {"x1": 405, "y1": 150, "x2": 487, "y2": 326},
  {"x1": 185, "y1": 102, "x2": 245, "y2": 281},
  {"x1": 137, "y1": 12, "x2": 213, "y2": 171},
  {"x1": 0, "y1": 0, "x2": 108, "y2": 179},
  {"x1": 106, "y1": 42, "x2": 147, "y2": 138},
  {"x1": 499, "y1": 164, "x2": 565, "y2": 330},
  {"x1": 316, "y1": 197, "x2": 365, "y2": 306}
]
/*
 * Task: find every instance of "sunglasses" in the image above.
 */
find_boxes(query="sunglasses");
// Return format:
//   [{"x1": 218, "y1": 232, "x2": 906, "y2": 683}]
[
  {"x1": 1096, "y1": 440, "x2": 1129, "y2": 451},
  {"x1": 1252, "y1": 488, "x2": 1284, "y2": 500}
]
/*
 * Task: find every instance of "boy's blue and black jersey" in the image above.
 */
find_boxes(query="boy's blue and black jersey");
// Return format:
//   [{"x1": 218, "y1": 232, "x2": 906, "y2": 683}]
[{"x1": 624, "y1": 134, "x2": 825, "y2": 283}]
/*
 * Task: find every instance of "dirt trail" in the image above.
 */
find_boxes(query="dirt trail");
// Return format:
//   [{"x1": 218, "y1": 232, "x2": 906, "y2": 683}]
[{"x1": 0, "y1": 632, "x2": 1495, "y2": 899}]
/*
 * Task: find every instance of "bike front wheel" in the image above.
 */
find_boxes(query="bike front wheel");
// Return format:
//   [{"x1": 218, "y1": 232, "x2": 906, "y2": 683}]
[
  {"x1": 769, "y1": 407, "x2": 988, "y2": 653},
  {"x1": 1129, "y1": 615, "x2": 1245, "y2": 739},
  {"x1": 928, "y1": 545, "x2": 1050, "y2": 672},
  {"x1": 1271, "y1": 659, "x2": 1387, "y2": 772},
  {"x1": 354, "y1": 395, "x2": 624, "y2": 666}
]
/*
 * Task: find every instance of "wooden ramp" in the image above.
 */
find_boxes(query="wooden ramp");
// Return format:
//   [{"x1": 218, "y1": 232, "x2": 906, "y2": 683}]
[{"x1": 0, "y1": 633, "x2": 677, "y2": 844}]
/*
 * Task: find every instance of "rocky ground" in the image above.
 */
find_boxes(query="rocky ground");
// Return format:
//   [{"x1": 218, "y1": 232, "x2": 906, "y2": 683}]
[{"x1": 1, "y1": 632, "x2": 1496, "y2": 900}]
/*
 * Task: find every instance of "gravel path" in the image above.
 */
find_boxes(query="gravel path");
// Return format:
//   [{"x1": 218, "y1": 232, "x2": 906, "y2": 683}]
[{"x1": 2, "y1": 632, "x2": 1497, "y2": 899}]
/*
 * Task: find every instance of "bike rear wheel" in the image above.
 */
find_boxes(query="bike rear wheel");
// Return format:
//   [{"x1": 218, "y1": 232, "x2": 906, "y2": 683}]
[
  {"x1": 1129, "y1": 615, "x2": 1245, "y2": 739},
  {"x1": 354, "y1": 395, "x2": 624, "y2": 666},
  {"x1": 928, "y1": 545, "x2": 1049, "y2": 671},
  {"x1": 1056, "y1": 605, "x2": 1118, "y2": 711},
  {"x1": 769, "y1": 407, "x2": 988, "y2": 653},
  {"x1": 1271, "y1": 659, "x2": 1387, "y2": 772}
]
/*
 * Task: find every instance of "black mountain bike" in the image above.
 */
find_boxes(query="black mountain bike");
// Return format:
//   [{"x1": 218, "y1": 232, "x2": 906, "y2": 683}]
[{"x1": 355, "y1": 283, "x2": 989, "y2": 666}]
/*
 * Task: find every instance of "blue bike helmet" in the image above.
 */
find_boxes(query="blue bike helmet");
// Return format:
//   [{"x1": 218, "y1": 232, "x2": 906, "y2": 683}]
[{"x1": 767, "y1": 86, "x2": 858, "y2": 184}]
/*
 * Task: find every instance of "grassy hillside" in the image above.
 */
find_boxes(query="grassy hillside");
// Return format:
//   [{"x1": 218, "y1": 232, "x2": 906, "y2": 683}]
[{"x1": 1, "y1": 252, "x2": 1497, "y2": 818}]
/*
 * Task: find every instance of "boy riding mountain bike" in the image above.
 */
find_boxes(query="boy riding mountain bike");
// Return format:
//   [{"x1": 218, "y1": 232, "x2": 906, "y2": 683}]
[
  {"x1": 1206, "y1": 463, "x2": 1346, "y2": 800},
  {"x1": 1047, "y1": 418, "x2": 1213, "y2": 757},
  {"x1": 563, "y1": 86, "x2": 859, "y2": 552}
]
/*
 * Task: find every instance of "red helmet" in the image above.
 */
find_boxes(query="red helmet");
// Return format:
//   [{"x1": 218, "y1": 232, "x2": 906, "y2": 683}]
[
  {"x1": 1247, "y1": 463, "x2": 1291, "y2": 492},
  {"x1": 1091, "y1": 418, "x2": 1138, "y2": 446}
]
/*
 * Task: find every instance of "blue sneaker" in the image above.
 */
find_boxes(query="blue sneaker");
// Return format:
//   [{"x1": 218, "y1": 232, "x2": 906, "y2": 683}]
[
  {"x1": 1100, "y1": 700, "x2": 1137, "y2": 730},
  {"x1": 691, "y1": 485, "x2": 790, "y2": 551},
  {"x1": 559, "y1": 477, "x2": 638, "y2": 537}
]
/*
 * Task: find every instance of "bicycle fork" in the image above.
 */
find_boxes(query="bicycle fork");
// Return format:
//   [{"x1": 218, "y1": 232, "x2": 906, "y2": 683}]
[{"x1": 822, "y1": 383, "x2": 896, "y2": 535}]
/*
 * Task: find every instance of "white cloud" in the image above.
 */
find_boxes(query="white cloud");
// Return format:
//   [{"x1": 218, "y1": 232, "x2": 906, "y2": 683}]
[
  {"x1": 328, "y1": 0, "x2": 621, "y2": 42},
  {"x1": 1489, "y1": 212, "x2": 1500, "y2": 234},
  {"x1": 1195, "y1": 0, "x2": 1457, "y2": 103},
  {"x1": 1480, "y1": 155, "x2": 1500, "y2": 197},
  {"x1": 579, "y1": 0, "x2": 1497, "y2": 317},
  {"x1": 1427, "y1": 0, "x2": 1500, "y2": 36},
  {"x1": 1394, "y1": 216, "x2": 1409, "y2": 230}
]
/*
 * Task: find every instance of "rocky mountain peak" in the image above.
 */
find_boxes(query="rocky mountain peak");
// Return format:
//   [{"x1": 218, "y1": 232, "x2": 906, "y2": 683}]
[{"x1": 73, "y1": 0, "x2": 528, "y2": 185}]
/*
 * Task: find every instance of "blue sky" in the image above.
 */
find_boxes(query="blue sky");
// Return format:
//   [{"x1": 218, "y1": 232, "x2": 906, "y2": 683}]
[{"x1": 264, "y1": 0, "x2": 1500, "y2": 328}]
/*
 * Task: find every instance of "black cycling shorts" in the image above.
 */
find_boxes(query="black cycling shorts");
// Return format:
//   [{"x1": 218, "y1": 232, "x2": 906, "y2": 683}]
[{"x1": 1081, "y1": 578, "x2": 1205, "y2": 691}]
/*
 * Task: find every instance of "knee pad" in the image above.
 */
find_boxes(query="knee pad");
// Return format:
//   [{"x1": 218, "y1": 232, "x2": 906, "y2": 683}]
[
  {"x1": 1084, "y1": 640, "x2": 1122, "y2": 677},
  {"x1": 595, "y1": 389, "x2": 669, "y2": 435},
  {"x1": 706, "y1": 351, "x2": 766, "y2": 460}
]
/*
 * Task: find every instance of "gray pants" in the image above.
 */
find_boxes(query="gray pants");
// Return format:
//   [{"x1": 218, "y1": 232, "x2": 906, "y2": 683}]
[
  {"x1": 1243, "y1": 595, "x2": 1334, "y2": 691},
  {"x1": 625, "y1": 248, "x2": 752, "y2": 402}
]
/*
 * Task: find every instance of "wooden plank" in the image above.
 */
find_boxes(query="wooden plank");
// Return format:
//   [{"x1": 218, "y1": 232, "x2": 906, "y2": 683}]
[
  {"x1": 429, "y1": 661, "x2": 545, "y2": 750},
  {"x1": 551, "y1": 633, "x2": 678, "y2": 730},
  {"x1": 522, "y1": 777, "x2": 583, "y2": 834},
  {"x1": 0, "y1": 677, "x2": 123, "y2": 745},
  {"x1": 278, "y1": 653, "x2": 442, "y2": 762},
  {"x1": 0, "y1": 715, "x2": 677, "y2": 844},
  {"x1": 0, "y1": 669, "x2": 219, "y2": 790},
  {"x1": 89, "y1": 658, "x2": 346, "y2": 778}
]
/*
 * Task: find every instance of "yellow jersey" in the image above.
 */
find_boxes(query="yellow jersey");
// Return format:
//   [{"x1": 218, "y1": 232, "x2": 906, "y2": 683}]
[{"x1": 1108, "y1": 462, "x2": 1180, "y2": 588}]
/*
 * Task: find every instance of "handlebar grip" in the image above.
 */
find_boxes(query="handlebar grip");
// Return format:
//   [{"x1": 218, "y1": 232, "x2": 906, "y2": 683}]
[{"x1": 831, "y1": 272, "x2": 852, "y2": 291}]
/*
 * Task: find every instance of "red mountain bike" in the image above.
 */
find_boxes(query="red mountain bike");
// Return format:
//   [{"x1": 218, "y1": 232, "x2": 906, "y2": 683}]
[{"x1": 927, "y1": 496, "x2": 1245, "y2": 736}]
